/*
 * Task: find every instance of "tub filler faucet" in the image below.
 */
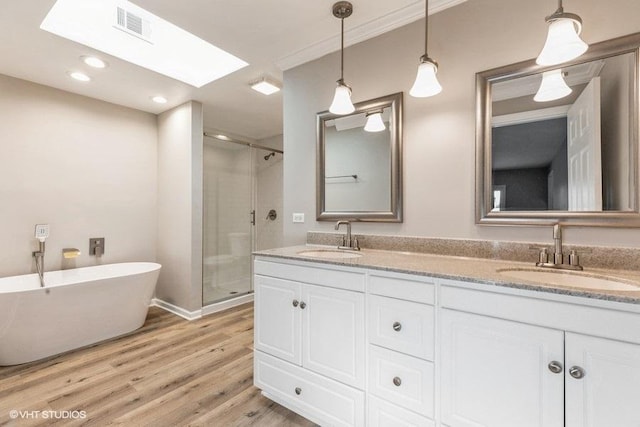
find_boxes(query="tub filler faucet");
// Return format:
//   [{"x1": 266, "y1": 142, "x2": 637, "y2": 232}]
[{"x1": 33, "y1": 224, "x2": 49, "y2": 287}]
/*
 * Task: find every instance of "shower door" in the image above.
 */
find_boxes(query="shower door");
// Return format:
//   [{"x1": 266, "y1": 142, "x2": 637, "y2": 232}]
[{"x1": 203, "y1": 139, "x2": 254, "y2": 305}]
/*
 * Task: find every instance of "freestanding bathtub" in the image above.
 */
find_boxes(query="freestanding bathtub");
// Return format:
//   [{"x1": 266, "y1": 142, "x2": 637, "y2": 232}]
[{"x1": 0, "y1": 262, "x2": 161, "y2": 366}]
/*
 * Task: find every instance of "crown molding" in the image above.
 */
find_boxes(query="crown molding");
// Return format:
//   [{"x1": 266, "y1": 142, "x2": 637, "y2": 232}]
[{"x1": 276, "y1": 0, "x2": 467, "y2": 71}]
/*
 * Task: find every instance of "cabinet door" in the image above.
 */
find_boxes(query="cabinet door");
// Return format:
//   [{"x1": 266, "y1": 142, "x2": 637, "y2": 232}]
[
  {"x1": 254, "y1": 275, "x2": 302, "y2": 365},
  {"x1": 441, "y1": 309, "x2": 564, "y2": 427},
  {"x1": 565, "y1": 333, "x2": 640, "y2": 427},
  {"x1": 302, "y1": 284, "x2": 365, "y2": 389}
]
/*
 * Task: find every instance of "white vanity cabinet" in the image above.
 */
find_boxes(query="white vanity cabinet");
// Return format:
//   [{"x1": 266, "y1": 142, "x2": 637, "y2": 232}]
[
  {"x1": 254, "y1": 259, "x2": 366, "y2": 426},
  {"x1": 440, "y1": 280, "x2": 640, "y2": 427},
  {"x1": 254, "y1": 254, "x2": 640, "y2": 427}
]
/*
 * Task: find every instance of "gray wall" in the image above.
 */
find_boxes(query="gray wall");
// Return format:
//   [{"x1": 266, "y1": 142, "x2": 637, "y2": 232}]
[
  {"x1": 0, "y1": 74, "x2": 157, "y2": 277},
  {"x1": 283, "y1": 0, "x2": 640, "y2": 247},
  {"x1": 156, "y1": 101, "x2": 203, "y2": 312}
]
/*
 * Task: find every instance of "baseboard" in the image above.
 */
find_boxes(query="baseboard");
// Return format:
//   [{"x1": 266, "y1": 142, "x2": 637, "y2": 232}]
[
  {"x1": 151, "y1": 298, "x2": 202, "y2": 320},
  {"x1": 201, "y1": 293, "x2": 254, "y2": 316}
]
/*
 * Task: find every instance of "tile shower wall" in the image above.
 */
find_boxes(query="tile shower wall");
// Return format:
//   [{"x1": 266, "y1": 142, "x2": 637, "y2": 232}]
[
  {"x1": 283, "y1": 0, "x2": 640, "y2": 249},
  {"x1": 0, "y1": 74, "x2": 157, "y2": 277},
  {"x1": 256, "y1": 135, "x2": 283, "y2": 251}
]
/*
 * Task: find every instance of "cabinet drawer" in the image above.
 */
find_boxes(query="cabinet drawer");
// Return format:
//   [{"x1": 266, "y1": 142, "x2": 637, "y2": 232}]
[
  {"x1": 368, "y1": 345, "x2": 434, "y2": 417},
  {"x1": 255, "y1": 351, "x2": 365, "y2": 427},
  {"x1": 368, "y1": 395, "x2": 434, "y2": 427},
  {"x1": 368, "y1": 273, "x2": 435, "y2": 305},
  {"x1": 255, "y1": 258, "x2": 365, "y2": 292},
  {"x1": 368, "y1": 295, "x2": 434, "y2": 360}
]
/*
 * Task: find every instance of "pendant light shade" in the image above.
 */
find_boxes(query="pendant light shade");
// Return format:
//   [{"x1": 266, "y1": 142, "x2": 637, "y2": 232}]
[
  {"x1": 536, "y1": 1, "x2": 588, "y2": 66},
  {"x1": 534, "y1": 69, "x2": 572, "y2": 102},
  {"x1": 330, "y1": 80, "x2": 355, "y2": 115},
  {"x1": 411, "y1": 0, "x2": 441, "y2": 98},
  {"x1": 410, "y1": 57, "x2": 442, "y2": 98},
  {"x1": 364, "y1": 111, "x2": 385, "y2": 132},
  {"x1": 329, "y1": 2, "x2": 355, "y2": 115}
]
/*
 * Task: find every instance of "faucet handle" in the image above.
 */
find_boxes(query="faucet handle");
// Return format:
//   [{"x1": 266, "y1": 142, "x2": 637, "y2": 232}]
[
  {"x1": 352, "y1": 236, "x2": 360, "y2": 251},
  {"x1": 529, "y1": 246, "x2": 549, "y2": 264}
]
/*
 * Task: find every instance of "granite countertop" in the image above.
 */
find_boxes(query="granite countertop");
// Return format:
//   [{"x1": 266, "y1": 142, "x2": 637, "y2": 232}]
[{"x1": 254, "y1": 245, "x2": 640, "y2": 305}]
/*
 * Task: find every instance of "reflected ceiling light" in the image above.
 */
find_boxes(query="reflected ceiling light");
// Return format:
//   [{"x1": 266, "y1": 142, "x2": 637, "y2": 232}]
[
  {"x1": 410, "y1": 0, "x2": 442, "y2": 98},
  {"x1": 215, "y1": 134, "x2": 230, "y2": 141},
  {"x1": 329, "y1": 2, "x2": 355, "y2": 115},
  {"x1": 81, "y1": 55, "x2": 107, "y2": 68},
  {"x1": 364, "y1": 111, "x2": 386, "y2": 132},
  {"x1": 68, "y1": 71, "x2": 91, "y2": 82},
  {"x1": 250, "y1": 77, "x2": 281, "y2": 95},
  {"x1": 151, "y1": 95, "x2": 168, "y2": 104},
  {"x1": 534, "y1": 69, "x2": 572, "y2": 102},
  {"x1": 536, "y1": 0, "x2": 588, "y2": 66}
]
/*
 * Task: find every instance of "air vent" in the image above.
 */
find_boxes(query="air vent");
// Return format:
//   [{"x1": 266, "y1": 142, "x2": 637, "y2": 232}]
[{"x1": 114, "y1": 6, "x2": 152, "y2": 43}]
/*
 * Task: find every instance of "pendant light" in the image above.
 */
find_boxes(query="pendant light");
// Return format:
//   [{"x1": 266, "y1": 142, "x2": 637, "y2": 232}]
[
  {"x1": 536, "y1": 0, "x2": 588, "y2": 66},
  {"x1": 364, "y1": 110, "x2": 386, "y2": 132},
  {"x1": 410, "y1": 0, "x2": 442, "y2": 98},
  {"x1": 534, "y1": 69, "x2": 572, "y2": 102},
  {"x1": 329, "y1": 2, "x2": 355, "y2": 115}
]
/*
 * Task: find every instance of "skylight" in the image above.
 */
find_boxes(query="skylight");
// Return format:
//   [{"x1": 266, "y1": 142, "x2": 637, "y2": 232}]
[{"x1": 41, "y1": 0, "x2": 248, "y2": 88}]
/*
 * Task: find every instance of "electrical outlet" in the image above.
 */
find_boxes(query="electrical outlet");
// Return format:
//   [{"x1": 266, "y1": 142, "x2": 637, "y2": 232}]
[
  {"x1": 292, "y1": 213, "x2": 305, "y2": 223},
  {"x1": 35, "y1": 224, "x2": 49, "y2": 240}
]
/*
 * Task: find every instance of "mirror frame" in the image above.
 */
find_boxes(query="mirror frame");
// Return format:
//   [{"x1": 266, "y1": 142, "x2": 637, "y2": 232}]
[
  {"x1": 316, "y1": 92, "x2": 403, "y2": 222},
  {"x1": 476, "y1": 32, "x2": 640, "y2": 227}
]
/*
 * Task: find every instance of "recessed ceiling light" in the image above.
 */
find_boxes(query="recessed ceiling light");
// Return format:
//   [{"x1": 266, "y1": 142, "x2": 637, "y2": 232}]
[
  {"x1": 81, "y1": 55, "x2": 108, "y2": 68},
  {"x1": 68, "y1": 71, "x2": 91, "y2": 82},
  {"x1": 41, "y1": 0, "x2": 248, "y2": 88},
  {"x1": 151, "y1": 96, "x2": 168, "y2": 104},
  {"x1": 250, "y1": 78, "x2": 281, "y2": 95}
]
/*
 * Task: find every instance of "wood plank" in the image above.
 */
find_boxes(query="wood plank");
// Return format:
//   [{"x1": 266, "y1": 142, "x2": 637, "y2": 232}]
[{"x1": 0, "y1": 304, "x2": 315, "y2": 426}]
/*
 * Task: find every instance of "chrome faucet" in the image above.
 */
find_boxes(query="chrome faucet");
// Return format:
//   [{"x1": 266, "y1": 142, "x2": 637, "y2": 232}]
[
  {"x1": 534, "y1": 223, "x2": 583, "y2": 271},
  {"x1": 335, "y1": 220, "x2": 360, "y2": 251}
]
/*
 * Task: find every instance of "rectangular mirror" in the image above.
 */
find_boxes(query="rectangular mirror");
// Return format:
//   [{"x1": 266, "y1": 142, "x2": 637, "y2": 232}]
[
  {"x1": 476, "y1": 33, "x2": 640, "y2": 226},
  {"x1": 317, "y1": 92, "x2": 403, "y2": 222}
]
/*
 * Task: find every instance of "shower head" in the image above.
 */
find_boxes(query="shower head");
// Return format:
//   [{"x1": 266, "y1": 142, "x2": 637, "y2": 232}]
[{"x1": 264, "y1": 152, "x2": 276, "y2": 161}]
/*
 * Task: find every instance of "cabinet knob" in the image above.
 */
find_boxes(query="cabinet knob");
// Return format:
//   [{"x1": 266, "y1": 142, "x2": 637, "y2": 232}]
[
  {"x1": 569, "y1": 366, "x2": 586, "y2": 379},
  {"x1": 393, "y1": 376, "x2": 402, "y2": 387},
  {"x1": 299, "y1": 301, "x2": 306, "y2": 309},
  {"x1": 548, "y1": 361, "x2": 563, "y2": 374},
  {"x1": 392, "y1": 321, "x2": 402, "y2": 332},
  {"x1": 292, "y1": 299, "x2": 299, "y2": 307},
  {"x1": 295, "y1": 387, "x2": 302, "y2": 395}
]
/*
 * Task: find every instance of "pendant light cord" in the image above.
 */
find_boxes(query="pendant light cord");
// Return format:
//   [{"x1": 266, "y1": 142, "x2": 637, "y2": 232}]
[
  {"x1": 340, "y1": 17, "x2": 345, "y2": 81},
  {"x1": 422, "y1": 0, "x2": 430, "y2": 58}
]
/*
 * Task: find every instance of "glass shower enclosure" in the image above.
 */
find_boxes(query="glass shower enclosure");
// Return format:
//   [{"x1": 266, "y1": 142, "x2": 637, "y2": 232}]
[{"x1": 202, "y1": 135, "x2": 282, "y2": 306}]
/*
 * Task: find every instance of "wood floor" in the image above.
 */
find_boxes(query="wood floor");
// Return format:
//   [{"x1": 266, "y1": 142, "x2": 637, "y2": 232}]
[{"x1": 0, "y1": 303, "x2": 316, "y2": 427}]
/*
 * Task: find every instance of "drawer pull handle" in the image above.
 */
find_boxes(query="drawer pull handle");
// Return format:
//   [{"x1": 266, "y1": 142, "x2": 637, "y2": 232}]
[
  {"x1": 295, "y1": 387, "x2": 302, "y2": 395},
  {"x1": 300, "y1": 301, "x2": 307, "y2": 309},
  {"x1": 292, "y1": 299, "x2": 299, "y2": 307},
  {"x1": 392, "y1": 321, "x2": 402, "y2": 332},
  {"x1": 393, "y1": 376, "x2": 402, "y2": 387},
  {"x1": 548, "y1": 361, "x2": 563, "y2": 374},
  {"x1": 569, "y1": 366, "x2": 585, "y2": 379}
]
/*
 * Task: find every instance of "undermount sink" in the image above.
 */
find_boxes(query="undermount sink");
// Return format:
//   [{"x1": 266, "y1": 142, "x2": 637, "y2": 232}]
[
  {"x1": 297, "y1": 249, "x2": 362, "y2": 259},
  {"x1": 497, "y1": 268, "x2": 640, "y2": 292}
]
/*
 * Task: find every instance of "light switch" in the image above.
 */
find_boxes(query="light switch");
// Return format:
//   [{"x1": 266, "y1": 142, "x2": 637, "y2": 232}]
[{"x1": 292, "y1": 213, "x2": 305, "y2": 223}]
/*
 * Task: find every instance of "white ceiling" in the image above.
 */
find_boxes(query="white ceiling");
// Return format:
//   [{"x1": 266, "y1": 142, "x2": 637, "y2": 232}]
[{"x1": 0, "y1": 0, "x2": 464, "y2": 140}]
